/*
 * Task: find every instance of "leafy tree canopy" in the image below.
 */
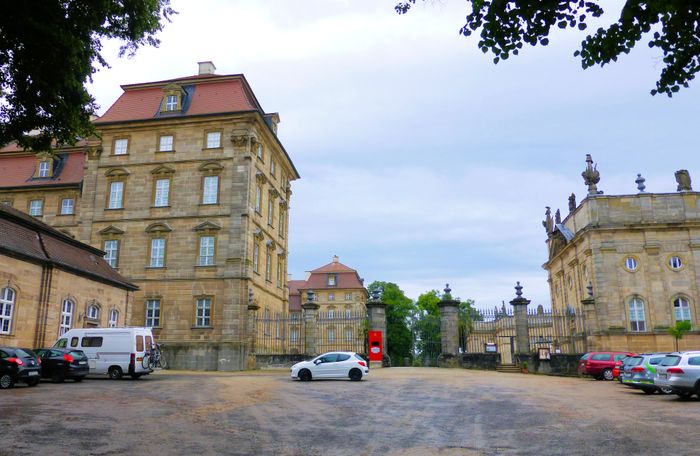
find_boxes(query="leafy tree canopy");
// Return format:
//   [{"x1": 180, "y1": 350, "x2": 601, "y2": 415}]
[
  {"x1": 0, "y1": 1, "x2": 176, "y2": 151},
  {"x1": 395, "y1": 1, "x2": 700, "y2": 96},
  {"x1": 367, "y1": 281, "x2": 414, "y2": 363}
]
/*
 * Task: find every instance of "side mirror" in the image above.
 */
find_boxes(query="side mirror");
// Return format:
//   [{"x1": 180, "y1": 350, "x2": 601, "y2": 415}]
[{"x1": 314, "y1": 359, "x2": 322, "y2": 365}]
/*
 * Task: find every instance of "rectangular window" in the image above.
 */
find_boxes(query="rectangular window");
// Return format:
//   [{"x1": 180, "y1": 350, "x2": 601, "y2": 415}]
[
  {"x1": 629, "y1": 299, "x2": 646, "y2": 332},
  {"x1": 267, "y1": 199, "x2": 274, "y2": 225},
  {"x1": 114, "y1": 138, "x2": 128, "y2": 155},
  {"x1": 104, "y1": 240, "x2": 119, "y2": 268},
  {"x1": 276, "y1": 257, "x2": 282, "y2": 287},
  {"x1": 206, "y1": 131, "x2": 221, "y2": 149},
  {"x1": 327, "y1": 328, "x2": 335, "y2": 342},
  {"x1": 165, "y1": 95, "x2": 178, "y2": 111},
  {"x1": 279, "y1": 208, "x2": 285, "y2": 236},
  {"x1": 108, "y1": 310, "x2": 118, "y2": 328},
  {"x1": 154, "y1": 178, "x2": 170, "y2": 207},
  {"x1": 255, "y1": 186, "x2": 262, "y2": 213},
  {"x1": 345, "y1": 293, "x2": 352, "y2": 301},
  {"x1": 265, "y1": 249, "x2": 272, "y2": 281},
  {"x1": 159, "y1": 135, "x2": 174, "y2": 151},
  {"x1": 346, "y1": 328, "x2": 353, "y2": 342},
  {"x1": 198, "y1": 236, "x2": 215, "y2": 266},
  {"x1": 108, "y1": 181, "x2": 124, "y2": 209},
  {"x1": 81, "y1": 337, "x2": 103, "y2": 348},
  {"x1": 257, "y1": 143, "x2": 264, "y2": 160},
  {"x1": 253, "y1": 243, "x2": 260, "y2": 273},
  {"x1": 150, "y1": 238, "x2": 166, "y2": 268},
  {"x1": 195, "y1": 298, "x2": 212, "y2": 327},
  {"x1": 202, "y1": 176, "x2": 219, "y2": 204},
  {"x1": 328, "y1": 274, "x2": 336, "y2": 286},
  {"x1": 145, "y1": 299, "x2": 161, "y2": 327},
  {"x1": 328, "y1": 309, "x2": 335, "y2": 319},
  {"x1": 328, "y1": 292, "x2": 335, "y2": 301},
  {"x1": 29, "y1": 200, "x2": 43, "y2": 216},
  {"x1": 38, "y1": 161, "x2": 50, "y2": 177},
  {"x1": 136, "y1": 335, "x2": 144, "y2": 352},
  {"x1": 290, "y1": 329, "x2": 299, "y2": 343},
  {"x1": 0, "y1": 288, "x2": 15, "y2": 335},
  {"x1": 60, "y1": 198, "x2": 75, "y2": 215},
  {"x1": 270, "y1": 159, "x2": 276, "y2": 177}
]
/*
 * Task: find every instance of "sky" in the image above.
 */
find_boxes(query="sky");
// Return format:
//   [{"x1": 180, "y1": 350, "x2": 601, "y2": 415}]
[{"x1": 87, "y1": 0, "x2": 700, "y2": 308}]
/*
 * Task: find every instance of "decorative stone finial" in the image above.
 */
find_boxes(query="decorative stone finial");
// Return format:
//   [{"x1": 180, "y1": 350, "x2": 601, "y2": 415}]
[
  {"x1": 568, "y1": 193, "x2": 576, "y2": 212},
  {"x1": 444, "y1": 284, "x2": 451, "y2": 296},
  {"x1": 675, "y1": 170, "x2": 692, "y2": 192},
  {"x1": 370, "y1": 287, "x2": 381, "y2": 302},
  {"x1": 542, "y1": 206, "x2": 553, "y2": 234},
  {"x1": 555, "y1": 209, "x2": 561, "y2": 224},
  {"x1": 586, "y1": 281, "x2": 593, "y2": 298},
  {"x1": 635, "y1": 174, "x2": 646, "y2": 193},
  {"x1": 306, "y1": 289, "x2": 315, "y2": 303},
  {"x1": 515, "y1": 281, "x2": 523, "y2": 298},
  {"x1": 582, "y1": 154, "x2": 601, "y2": 196}
]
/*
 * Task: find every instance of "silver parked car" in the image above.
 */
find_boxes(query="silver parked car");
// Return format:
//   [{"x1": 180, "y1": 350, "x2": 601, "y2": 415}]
[
  {"x1": 654, "y1": 351, "x2": 700, "y2": 398},
  {"x1": 619, "y1": 353, "x2": 672, "y2": 394}
]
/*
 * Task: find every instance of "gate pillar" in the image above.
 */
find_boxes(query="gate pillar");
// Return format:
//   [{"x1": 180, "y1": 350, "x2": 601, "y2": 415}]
[
  {"x1": 366, "y1": 289, "x2": 388, "y2": 368},
  {"x1": 246, "y1": 288, "x2": 259, "y2": 369},
  {"x1": 302, "y1": 290, "x2": 320, "y2": 356},
  {"x1": 510, "y1": 282, "x2": 531, "y2": 359},
  {"x1": 438, "y1": 284, "x2": 460, "y2": 367}
]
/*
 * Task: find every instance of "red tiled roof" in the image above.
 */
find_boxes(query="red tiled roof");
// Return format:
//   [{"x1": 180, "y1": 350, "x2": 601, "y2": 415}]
[
  {"x1": 288, "y1": 280, "x2": 305, "y2": 296},
  {"x1": 0, "y1": 152, "x2": 84, "y2": 189},
  {"x1": 95, "y1": 76, "x2": 260, "y2": 124},
  {"x1": 304, "y1": 271, "x2": 365, "y2": 290},
  {"x1": 289, "y1": 294, "x2": 302, "y2": 312},
  {"x1": 0, "y1": 204, "x2": 137, "y2": 290},
  {"x1": 310, "y1": 261, "x2": 358, "y2": 274}
]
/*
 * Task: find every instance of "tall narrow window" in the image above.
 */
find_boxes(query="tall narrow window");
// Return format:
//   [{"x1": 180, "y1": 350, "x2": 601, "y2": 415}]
[
  {"x1": 674, "y1": 297, "x2": 691, "y2": 322},
  {"x1": 264, "y1": 308, "x2": 270, "y2": 335},
  {"x1": 291, "y1": 328, "x2": 299, "y2": 343},
  {"x1": 202, "y1": 175, "x2": 219, "y2": 204},
  {"x1": 265, "y1": 248, "x2": 272, "y2": 281},
  {"x1": 86, "y1": 305, "x2": 100, "y2": 320},
  {"x1": 114, "y1": 139, "x2": 129, "y2": 155},
  {"x1": 165, "y1": 95, "x2": 178, "y2": 111},
  {"x1": 60, "y1": 198, "x2": 75, "y2": 215},
  {"x1": 270, "y1": 159, "x2": 276, "y2": 177},
  {"x1": 198, "y1": 236, "x2": 215, "y2": 266},
  {"x1": 328, "y1": 293, "x2": 335, "y2": 301},
  {"x1": 38, "y1": 161, "x2": 50, "y2": 177},
  {"x1": 276, "y1": 257, "x2": 283, "y2": 287},
  {"x1": 104, "y1": 240, "x2": 119, "y2": 268},
  {"x1": 0, "y1": 288, "x2": 15, "y2": 335},
  {"x1": 29, "y1": 200, "x2": 43, "y2": 216},
  {"x1": 195, "y1": 298, "x2": 212, "y2": 327},
  {"x1": 255, "y1": 186, "x2": 262, "y2": 213},
  {"x1": 345, "y1": 328, "x2": 353, "y2": 342},
  {"x1": 327, "y1": 328, "x2": 335, "y2": 342},
  {"x1": 629, "y1": 298, "x2": 646, "y2": 332},
  {"x1": 108, "y1": 309, "x2": 119, "y2": 328},
  {"x1": 267, "y1": 199, "x2": 274, "y2": 226},
  {"x1": 206, "y1": 132, "x2": 221, "y2": 149},
  {"x1": 253, "y1": 242, "x2": 260, "y2": 273},
  {"x1": 257, "y1": 143, "x2": 264, "y2": 160},
  {"x1": 145, "y1": 299, "x2": 161, "y2": 327},
  {"x1": 108, "y1": 181, "x2": 124, "y2": 209},
  {"x1": 154, "y1": 178, "x2": 170, "y2": 207},
  {"x1": 328, "y1": 274, "x2": 337, "y2": 286},
  {"x1": 150, "y1": 238, "x2": 166, "y2": 267},
  {"x1": 279, "y1": 207, "x2": 286, "y2": 237},
  {"x1": 159, "y1": 135, "x2": 174, "y2": 152},
  {"x1": 60, "y1": 299, "x2": 74, "y2": 335}
]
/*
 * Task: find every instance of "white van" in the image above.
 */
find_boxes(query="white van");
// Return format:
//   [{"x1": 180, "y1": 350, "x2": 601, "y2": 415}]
[{"x1": 52, "y1": 327, "x2": 155, "y2": 379}]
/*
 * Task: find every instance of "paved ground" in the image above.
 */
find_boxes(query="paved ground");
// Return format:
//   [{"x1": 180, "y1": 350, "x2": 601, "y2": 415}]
[{"x1": 3, "y1": 367, "x2": 700, "y2": 455}]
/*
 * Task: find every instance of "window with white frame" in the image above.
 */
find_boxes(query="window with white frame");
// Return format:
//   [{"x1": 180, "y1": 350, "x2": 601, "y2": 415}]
[
  {"x1": 253, "y1": 242, "x2": 260, "y2": 273},
  {"x1": 114, "y1": 138, "x2": 129, "y2": 155},
  {"x1": 265, "y1": 248, "x2": 272, "y2": 281},
  {"x1": 345, "y1": 328, "x2": 353, "y2": 342},
  {"x1": 202, "y1": 175, "x2": 219, "y2": 204},
  {"x1": 669, "y1": 256, "x2": 683, "y2": 270},
  {"x1": 150, "y1": 238, "x2": 166, "y2": 267},
  {"x1": 276, "y1": 257, "x2": 282, "y2": 287},
  {"x1": 29, "y1": 199, "x2": 43, "y2": 216},
  {"x1": 108, "y1": 181, "x2": 124, "y2": 209},
  {"x1": 159, "y1": 135, "x2": 174, "y2": 152},
  {"x1": 60, "y1": 198, "x2": 75, "y2": 215},
  {"x1": 327, "y1": 328, "x2": 335, "y2": 342},
  {"x1": 345, "y1": 293, "x2": 352, "y2": 301},
  {"x1": 145, "y1": 299, "x2": 161, "y2": 327},
  {"x1": 270, "y1": 159, "x2": 276, "y2": 177},
  {"x1": 290, "y1": 328, "x2": 299, "y2": 343},
  {"x1": 154, "y1": 178, "x2": 170, "y2": 207},
  {"x1": 195, "y1": 298, "x2": 211, "y2": 327},
  {"x1": 279, "y1": 207, "x2": 285, "y2": 236},
  {"x1": 674, "y1": 297, "x2": 691, "y2": 322},
  {"x1": 257, "y1": 143, "x2": 264, "y2": 160},
  {"x1": 60, "y1": 299, "x2": 74, "y2": 335},
  {"x1": 198, "y1": 236, "x2": 215, "y2": 266},
  {"x1": 629, "y1": 297, "x2": 646, "y2": 332},
  {"x1": 345, "y1": 309, "x2": 352, "y2": 318},
  {"x1": 0, "y1": 288, "x2": 15, "y2": 335},
  {"x1": 328, "y1": 274, "x2": 337, "y2": 286},
  {"x1": 165, "y1": 95, "x2": 178, "y2": 111},
  {"x1": 38, "y1": 161, "x2": 50, "y2": 177},
  {"x1": 267, "y1": 199, "x2": 274, "y2": 226},
  {"x1": 255, "y1": 185, "x2": 262, "y2": 213},
  {"x1": 206, "y1": 132, "x2": 221, "y2": 149},
  {"x1": 328, "y1": 293, "x2": 335, "y2": 301},
  {"x1": 86, "y1": 304, "x2": 100, "y2": 320},
  {"x1": 104, "y1": 240, "x2": 119, "y2": 268},
  {"x1": 108, "y1": 309, "x2": 118, "y2": 328}
]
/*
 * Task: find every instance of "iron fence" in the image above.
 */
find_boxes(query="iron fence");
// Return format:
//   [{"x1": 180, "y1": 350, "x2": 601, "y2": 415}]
[
  {"x1": 317, "y1": 310, "x2": 367, "y2": 354},
  {"x1": 253, "y1": 312, "x2": 304, "y2": 355}
]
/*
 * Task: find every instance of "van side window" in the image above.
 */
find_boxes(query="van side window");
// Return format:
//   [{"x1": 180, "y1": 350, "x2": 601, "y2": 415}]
[
  {"x1": 54, "y1": 338, "x2": 68, "y2": 348},
  {"x1": 136, "y1": 335, "x2": 144, "y2": 352},
  {"x1": 70, "y1": 337, "x2": 79, "y2": 347},
  {"x1": 145, "y1": 336, "x2": 153, "y2": 350},
  {"x1": 81, "y1": 337, "x2": 103, "y2": 347}
]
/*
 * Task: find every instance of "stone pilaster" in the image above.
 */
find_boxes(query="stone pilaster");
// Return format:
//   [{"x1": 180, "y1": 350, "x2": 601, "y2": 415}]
[
  {"x1": 438, "y1": 285, "x2": 460, "y2": 360},
  {"x1": 510, "y1": 282, "x2": 531, "y2": 356},
  {"x1": 302, "y1": 290, "x2": 320, "y2": 356}
]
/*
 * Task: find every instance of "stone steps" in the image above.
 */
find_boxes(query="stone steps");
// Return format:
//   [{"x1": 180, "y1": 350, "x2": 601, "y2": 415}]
[{"x1": 496, "y1": 364, "x2": 521, "y2": 373}]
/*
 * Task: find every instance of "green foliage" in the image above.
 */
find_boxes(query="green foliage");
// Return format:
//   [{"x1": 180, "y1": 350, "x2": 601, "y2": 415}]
[
  {"x1": 395, "y1": 1, "x2": 700, "y2": 96},
  {"x1": 367, "y1": 281, "x2": 413, "y2": 364},
  {"x1": 416, "y1": 290, "x2": 441, "y2": 316},
  {"x1": 0, "y1": 1, "x2": 176, "y2": 150},
  {"x1": 668, "y1": 320, "x2": 692, "y2": 350}
]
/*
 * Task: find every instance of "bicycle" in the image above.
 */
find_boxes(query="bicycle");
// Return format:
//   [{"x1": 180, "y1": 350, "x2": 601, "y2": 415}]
[{"x1": 142, "y1": 343, "x2": 168, "y2": 369}]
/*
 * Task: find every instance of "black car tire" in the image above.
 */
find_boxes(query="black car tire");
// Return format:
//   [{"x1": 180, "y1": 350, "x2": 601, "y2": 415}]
[
  {"x1": 0, "y1": 374, "x2": 14, "y2": 389},
  {"x1": 349, "y1": 368, "x2": 362, "y2": 382},
  {"x1": 108, "y1": 366, "x2": 122, "y2": 380},
  {"x1": 660, "y1": 386, "x2": 673, "y2": 394},
  {"x1": 26, "y1": 378, "x2": 40, "y2": 387},
  {"x1": 298, "y1": 369, "x2": 312, "y2": 382},
  {"x1": 602, "y1": 368, "x2": 613, "y2": 381}
]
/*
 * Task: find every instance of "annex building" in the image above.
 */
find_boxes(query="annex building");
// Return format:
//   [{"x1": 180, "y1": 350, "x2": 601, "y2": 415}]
[
  {"x1": 543, "y1": 155, "x2": 700, "y2": 353},
  {"x1": 0, "y1": 62, "x2": 299, "y2": 370}
]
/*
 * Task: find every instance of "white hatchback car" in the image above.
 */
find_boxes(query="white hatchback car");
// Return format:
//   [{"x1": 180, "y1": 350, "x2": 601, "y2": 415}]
[{"x1": 291, "y1": 351, "x2": 369, "y2": 382}]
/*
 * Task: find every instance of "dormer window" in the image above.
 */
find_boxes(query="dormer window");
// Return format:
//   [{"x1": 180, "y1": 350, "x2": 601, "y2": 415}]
[
  {"x1": 38, "y1": 161, "x2": 50, "y2": 178},
  {"x1": 34, "y1": 153, "x2": 54, "y2": 178},
  {"x1": 160, "y1": 84, "x2": 184, "y2": 113},
  {"x1": 328, "y1": 274, "x2": 337, "y2": 286},
  {"x1": 165, "y1": 95, "x2": 178, "y2": 111}
]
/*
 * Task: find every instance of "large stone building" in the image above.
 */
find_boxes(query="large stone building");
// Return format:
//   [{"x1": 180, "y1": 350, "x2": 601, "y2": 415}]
[
  {"x1": 0, "y1": 62, "x2": 299, "y2": 370},
  {"x1": 0, "y1": 204, "x2": 136, "y2": 349},
  {"x1": 543, "y1": 155, "x2": 700, "y2": 352}
]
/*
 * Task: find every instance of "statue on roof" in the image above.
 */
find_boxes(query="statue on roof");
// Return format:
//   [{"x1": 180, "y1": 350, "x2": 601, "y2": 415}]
[
  {"x1": 555, "y1": 209, "x2": 561, "y2": 224},
  {"x1": 542, "y1": 206, "x2": 553, "y2": 234},
  {"x1": 675, "y1": 169, "x2": 692, "y2": 192},
  {"x1": 582, "y1": 154, "x2": 601, "y2": 196},
  {"x1": 568, "y1": 193, "x2": 576, "y2": 212}
]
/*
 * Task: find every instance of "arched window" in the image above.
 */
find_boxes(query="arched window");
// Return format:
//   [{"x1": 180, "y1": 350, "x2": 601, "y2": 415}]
[
  {"x1": 629, "y1": 297, "x2": 646, "y2": 332},
  {"x1": 673, "y1": 297, "x2": 691, "y2": 322},
  {"x1": 0, "y1": 288, "x2": 16, "y2": 335},
  {"x1": 108, "y1": 309, "x2": 119, "y2": 328},
  {"x1": 60, "y1": 299, "x2": 74, "y2": 335},
  {"x1": 87, "y1": 304, "x2": 100, "y2": 320}
]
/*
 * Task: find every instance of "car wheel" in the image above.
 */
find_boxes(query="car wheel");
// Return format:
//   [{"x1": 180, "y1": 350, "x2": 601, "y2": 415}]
[
  {"x1": 659, "y1": 386, "x2": 673, "y2": 395},
  {"x1": 298, "y1": 369, "x2": 312, "y2": 382},
  {"x1": 108, "y1": 366, "x2": 123, "y2": 380},
  {"x1": 602, "y1": 368, "x2": 613, "y2": 381},
  {"x1": 26, "y1": 379, "x2": 40, "y2": 387},
  {"x1": 51, "y1": 371, "x2": 65, "y2": 383},
  {"x1": 0, "y1": 374, "x2": 14, "y2": 389},
  {"x1": 349, "y1": 368, "x2": 362, "y2": 382}
]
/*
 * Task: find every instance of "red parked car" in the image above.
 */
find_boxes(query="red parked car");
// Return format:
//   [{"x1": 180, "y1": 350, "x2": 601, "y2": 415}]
[{"x1": 578, "y1": 351, "x2": 635, "y2": 380}]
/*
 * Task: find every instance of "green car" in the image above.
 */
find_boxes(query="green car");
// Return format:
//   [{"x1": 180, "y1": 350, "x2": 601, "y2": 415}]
[{"x1": 620, "y1": 353, "x2": 672, "y2": 394}]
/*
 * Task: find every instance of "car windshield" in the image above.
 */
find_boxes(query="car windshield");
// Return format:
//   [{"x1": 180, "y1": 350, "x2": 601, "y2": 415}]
[
  {"x1": 580, "y1": 353, "x2": 591, "y2": 360},
  {"x1": 16, "y1": 348, "x2": 36, "y2": 358},
  {"x1": 69, "y1": 350, "x2": 86, "y2": 358},
  {"x1": 628, "y1": 357, "x2": 643, "y2": 366},
  {"x1": 660, "y1": 355, "x2": 681, "y2": 366},
  {"x1": 649, "y1": 356, "x2": 665, "y2": 365}
]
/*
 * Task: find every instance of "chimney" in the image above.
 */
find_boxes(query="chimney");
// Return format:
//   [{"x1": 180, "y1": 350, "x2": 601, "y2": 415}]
[
  {"x1": 198, "y1": 61, "x2": 216, "y2": 75},
  {"x1": 332, "y1": 255, "x2": 339, "y2": 263}
]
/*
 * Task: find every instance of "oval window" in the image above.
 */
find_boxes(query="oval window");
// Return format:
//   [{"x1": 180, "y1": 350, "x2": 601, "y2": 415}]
[
  {"x1": 669, "y1": 256, "x2": 683, "y2": 270},
  {"x1": 624, "y1": 257, "x2": 638, "y2": 271}
]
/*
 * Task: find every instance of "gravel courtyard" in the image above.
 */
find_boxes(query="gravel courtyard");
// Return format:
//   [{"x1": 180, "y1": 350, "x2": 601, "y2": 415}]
[{"x1": 3, "y1": 367, "x2": 700, "y2": 455}]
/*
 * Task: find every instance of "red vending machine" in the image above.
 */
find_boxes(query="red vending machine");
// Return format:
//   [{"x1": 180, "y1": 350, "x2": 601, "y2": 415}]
[{"x1": 368, "y1": 330, "x2": 383, "y2": 366}]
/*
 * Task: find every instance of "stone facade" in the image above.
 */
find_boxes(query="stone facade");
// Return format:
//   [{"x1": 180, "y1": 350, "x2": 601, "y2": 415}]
[{"x1": 543, "y1": 157, "x2": 700, "y2": 352}]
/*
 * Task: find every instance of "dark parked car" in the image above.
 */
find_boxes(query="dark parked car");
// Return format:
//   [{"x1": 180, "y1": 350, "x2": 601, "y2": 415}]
[
  {"x1": 0, "y1": 347, "x2": 41, "y2": 389},
  {"x1": 578, "y1": 351, "x2": 635, "y2": 380},
  {"x1": 34, "y1": 348, "x2": 89, "y2": 383}
]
